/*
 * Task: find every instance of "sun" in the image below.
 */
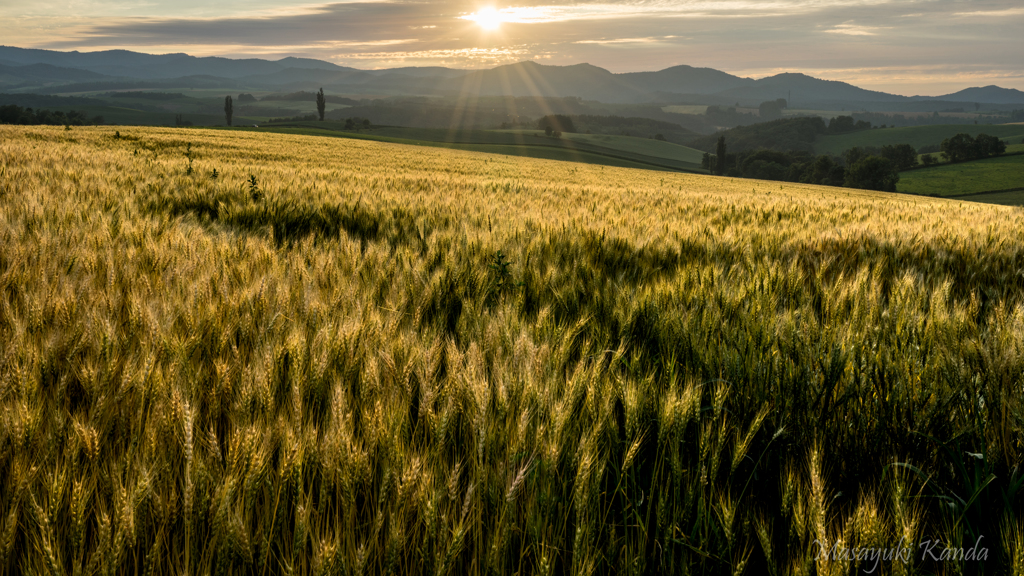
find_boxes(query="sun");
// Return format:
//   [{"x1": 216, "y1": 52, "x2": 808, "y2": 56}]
[{"x1": 470, "y1": 7, "x2": 503, "y2": 30}]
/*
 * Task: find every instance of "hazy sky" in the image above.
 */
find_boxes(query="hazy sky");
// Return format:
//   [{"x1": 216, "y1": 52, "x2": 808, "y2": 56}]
[{"x1": 3, "y1": 0, "x2": 1022, "y2": 95}]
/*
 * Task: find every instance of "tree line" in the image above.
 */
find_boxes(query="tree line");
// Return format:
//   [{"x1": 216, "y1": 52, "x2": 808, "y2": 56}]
[
  {"x1": 703, "y1": 131, "x2": 1008, "y2": 193},
  {"x1": 258, "y1": 91, "x2": 359, "y2": 106},
  {"x1": 690, "y1": 115, "x2": 872, "y2": 155},
  {"x1": 223, "y1": 88, "x2": 329, "y2": 126},
  {"x1": 702, "y1": 138, "x2": 913, "y2": 192},
  {"x1": 940, "y1": 133, "x2": 1007, "y2": 162},
  {"x1": 106, "y1": 92, "x2": 185, "y2": 101},
  {"x1": 534, "y1": 114, "x2": 695, "y2": 142},
  {"x1": 850, "y1": 111, "x2": 1007, "y2": 128},
  {"x1": 0, "y1": 104, "x2": 104, "y2": 126}
]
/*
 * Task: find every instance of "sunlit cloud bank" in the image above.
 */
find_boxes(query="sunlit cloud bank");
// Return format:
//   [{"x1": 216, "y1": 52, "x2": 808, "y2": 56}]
[
  {"x1": 337, "y1": 47, "x2": 551, "y2": 68},
  {"x1": 824, "y1": 23, "x2": 884, "y2": 36},
  {"x1": 575, "y1": 36, "x2": 680, "y2": 45},
  {"x1": 951, "y1": 7, "x2": 1024, "y2": 17}
]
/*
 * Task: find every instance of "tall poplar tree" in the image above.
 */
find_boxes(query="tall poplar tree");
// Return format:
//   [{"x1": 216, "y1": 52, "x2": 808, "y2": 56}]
[
  {"x1": 716, "y1": 136, "x2": 727, "y2": 176},
  {"x1": 224, "y1": 95, "x2": 233, "y2": 127},
  {"x1": 316, "y1": 88, "x2": 326, "y2": 122}
]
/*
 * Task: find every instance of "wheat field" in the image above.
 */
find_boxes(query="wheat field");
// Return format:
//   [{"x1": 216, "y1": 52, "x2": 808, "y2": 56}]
[{"x1": 1, "y1": 125, "x2": 1022, "y2": 575}]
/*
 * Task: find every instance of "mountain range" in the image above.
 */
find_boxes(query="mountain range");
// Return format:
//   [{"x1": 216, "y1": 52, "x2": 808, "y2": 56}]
[{"x1": 3, "y1": 46, "x2": 1024, "y2": 109}]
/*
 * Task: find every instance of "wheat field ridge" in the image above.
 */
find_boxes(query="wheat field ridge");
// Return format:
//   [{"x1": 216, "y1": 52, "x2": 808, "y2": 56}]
[{"x1": 1, "y1": 125, "x2": 1023, "y2": 575}]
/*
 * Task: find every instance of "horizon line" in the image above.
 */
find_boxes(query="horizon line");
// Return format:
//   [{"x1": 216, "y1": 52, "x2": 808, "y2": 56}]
[{"x1": 1, "y1": 44, "x2": 1020, "y2": 100}]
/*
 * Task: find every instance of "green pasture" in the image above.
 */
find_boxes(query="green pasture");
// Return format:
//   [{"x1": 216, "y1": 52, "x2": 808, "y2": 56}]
[
  {"x1": 898, "y1": 153, "x2": 1024, "y2": 198},
  {"x1": 958, "y1": 190, "x2": 1024, "y2": 206},
  {"x1": 496, "y1": 129, "x2": 706, "y2": 164},
  {"x1": 243, "y1": 123, "x2": 707, "y2": 173},
  {"x1": 815, "y1": 124, "x2": 1024, "y2": 155},
  {"x1": 783, "y1": 109, "x2": 848, "y2": 120},
  {"x1": 234, "y1": 125, "x2": 692, "y2": 172},
  {"x1": 661, "y1": 105, "x2": 708, "y2": 114}
]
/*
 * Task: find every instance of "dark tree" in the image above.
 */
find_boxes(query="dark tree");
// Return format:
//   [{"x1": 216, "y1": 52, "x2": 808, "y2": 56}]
[
  {"x1": 740, "y1": 149, "x2": 793, "y2": 172},
  {"x1": 941, "y1": 133, "x2": 975, "y2": 162},
  {"x1": 845, "y1": 156, "x2": 899, "y2": 192},
  {"x1": 942, "y1": 133, "x2": 1005, "y2": 162},
  {"x1": 743, "y1": 159, "x2": 787, "y2": 180},
  {"x1": 880, "y1": 144, "x2": 919, "y2": 170},
  {"x1": 974, "y1": 133, "x2": 1006, "y2": 157},
  {"x1": 758, "y1": 99, "x2": 787, "y2": 121},
  {"x1": 807, "y1": 155, "x2": 845, "y2": 186},
  {"x1": 537, "y1": 115, "x2": 575, "y2": 134},
  {"x1": 0, "y1": 105, "x2": 101, "y2": 126},
  {"x1": 316, "y1": 88, "x2": 326, "y2": 122},
  {"x1": 829, "y1": 115, "x2": 855, "y2": 133},
  {"x1": 921, "y1": 154, "x2": 936, "y2": 167},
  {"x1": 827, "y1": 115, "x2": 870, "y2": 134},
  {"x1": 844, "y1": 147, "x2": 869, "y2": 166},
  {"x1": 224, "y1": 95, "x2": 233, "y2": 127},
  {"x1": 716, "y1": 136, "x2": 727, "y2": 176}
]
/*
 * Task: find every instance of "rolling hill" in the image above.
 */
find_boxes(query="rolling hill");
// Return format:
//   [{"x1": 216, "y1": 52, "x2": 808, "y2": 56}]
[
  {"x1": 4, "y1": 46, "x2": 1024, "y2": 110},
  {"x1": 913, "y1": 85, "x2": 1024, "y2": 104},
  {"x1": 0, "y1": 62, "x2": 111, "y2": 86}
]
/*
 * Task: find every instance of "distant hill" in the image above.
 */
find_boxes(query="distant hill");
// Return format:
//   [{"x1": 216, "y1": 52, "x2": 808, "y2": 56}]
[
  {"x1": 0, "y1": 46, "x2": 351, "y2": 79},
  {"x1": 2, "y1": 45, "x2": 1024, "y2": 109},
  {"x1": 443, "y1": 62, "x2": 646, "y2": 102},
  {"x1": 0, "y1": 62, "x2": 110, "y2": 87},
  {"x1": 0, "y1": 93, "x2": 109, "y2": 108},
  {"x1": 364, "y1": 67, "x2": 468, "y2": 79},
  {"x1": 617, "y1": 65, "x2": 755, "y2": 95},
  {"x1": 689, "y1": 116, "x2": 830, "y2": 154},
  {"x1": 720, "y1": 73, "x2": 908, "y2": 105},
  {"x1": 618, "y1": 69, "x2": 910, "y2": 105},
  {"x1": 237, "y1": 67, "x2": 371, "y2": 88},
  {"x1": 915, "y1": 86, "x2": 1024, "y2": 105}
]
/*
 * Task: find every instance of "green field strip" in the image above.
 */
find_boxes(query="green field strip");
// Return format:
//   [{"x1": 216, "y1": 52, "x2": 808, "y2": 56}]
[
  {"x1": 234, "y1": 124, "x2": 707, "y2": 174},
  {"x1": 897, "y1": 153, "x2": 1024, "y2": 198},
  {"x1": 815, "y1": 124, "x2": 1024, "y2": 156}
]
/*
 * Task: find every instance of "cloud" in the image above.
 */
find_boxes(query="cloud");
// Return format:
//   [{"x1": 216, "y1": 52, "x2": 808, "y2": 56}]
[
  {"x1": 574, "y1": 36, "x2": 679, "y2": 44},
  {"x1": 336, "y1": 46, "x2": 539, "y2": 63},
  {"x1": 26, "y1": 0, "x2": 858, "y2": 51},
  {"x1": 56, "y1": 2, "x2": 450, "y2": 45},
  {"x1": 952, "y1": 7, "x2": 1024, "y2": 18},
  {"x1": 823, "y1": 23, "x2": 883, "y2": 36}
]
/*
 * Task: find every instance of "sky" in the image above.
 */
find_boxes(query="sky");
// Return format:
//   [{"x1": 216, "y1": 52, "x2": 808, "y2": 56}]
[{"x1": 2, "y1": 0, "x2": 1022, "y2": 96}]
